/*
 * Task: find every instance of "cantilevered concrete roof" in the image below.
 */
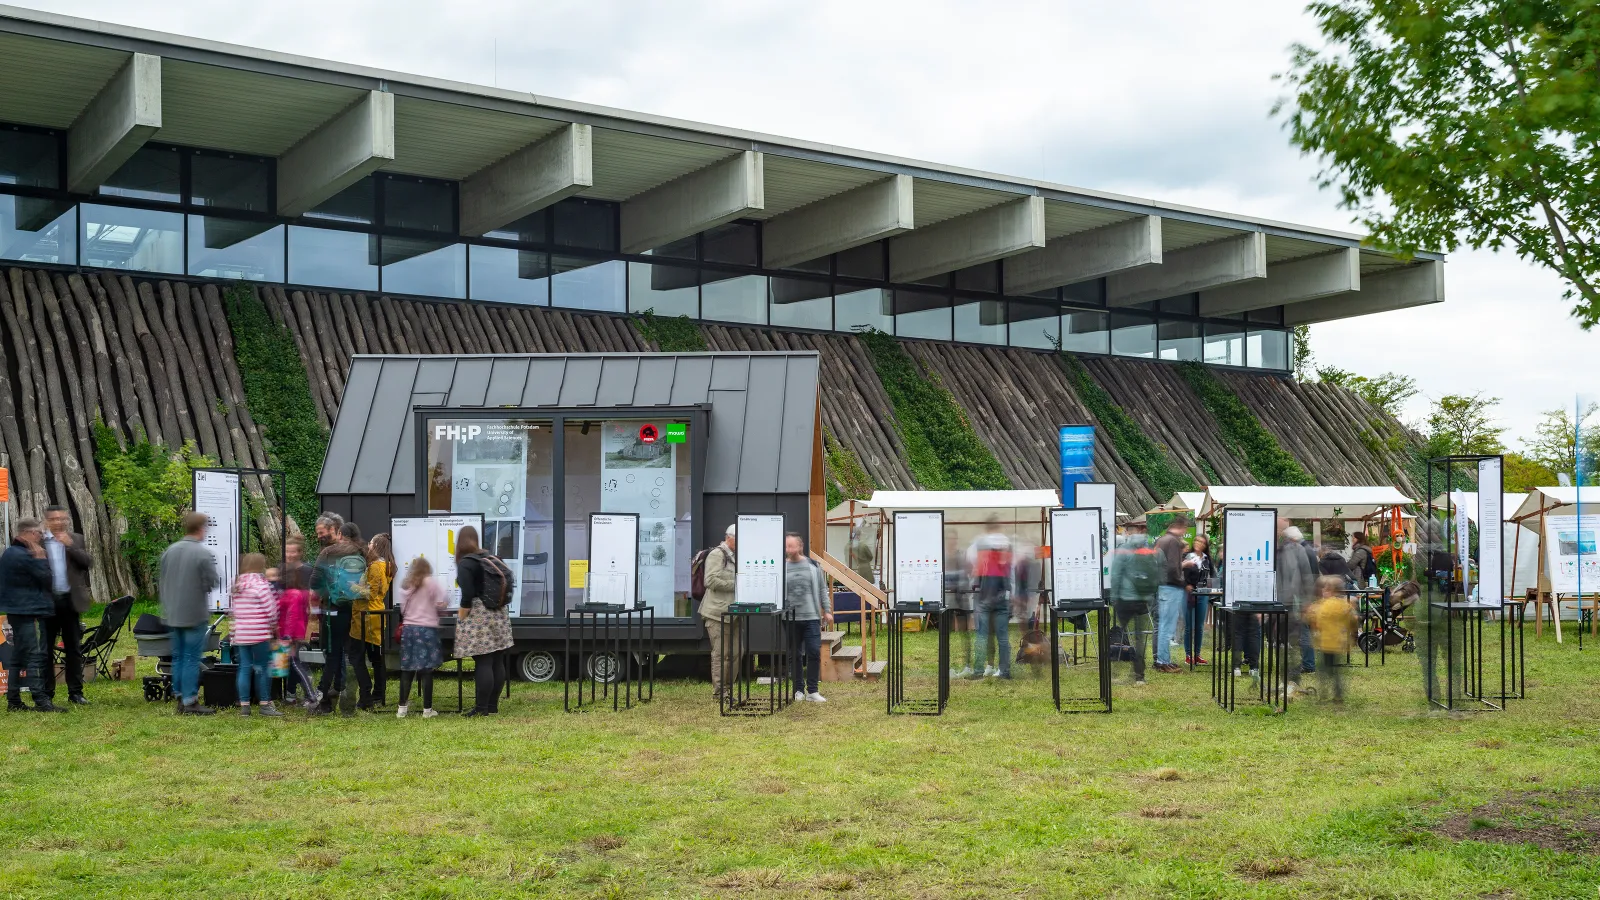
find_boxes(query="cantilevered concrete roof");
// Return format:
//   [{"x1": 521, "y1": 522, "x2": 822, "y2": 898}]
[{"x1": 0, "y1": 5, "x2": 1443, "y2": 322}]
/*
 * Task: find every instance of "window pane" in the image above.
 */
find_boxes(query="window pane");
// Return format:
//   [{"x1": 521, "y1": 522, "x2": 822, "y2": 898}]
[
  {"x1": 1158, "y1": 293, "x2": 1197, "y2": 315},
  {"x1": 471, "y1": 245, "x2": 549, "y2": 305},
  {"x1": 700, "y1": 272, "x2": 768, "y2": 324},
  {"x1": 287, "y1": 225, "x2": 378, "y2": 290},
  {"x1": 425, "y1": 417, "x2": 555, "y2": 617},
  {"x1": 1063, "y1": 278, "x2": 1106, "y2": 308},
  {"x1": 1248, "y1": 329, "x2": 1289, "y2": 370},
  {"x1": 381, "y1": 236, "x2": 465, "y2": 298},
  {"x1": 834, "y1": 286, "x2": 892, "y2": 333},
  {"x1": 551, "y1": 256, "x2": 624, "y2": 311},
  {"x1": 483, "y1": 210, "x2": 548, "y2": 244},
  {"x1": 769, "y1": 277, "x2": 830, "y2": 329},
  {"x1": 187, "y1": 217, "x2": 284, "y2": 282},
  {"x1": 81, "y1": 203, "x2": 183, "y2": 273},
  {"x1": 383, "y1": 176, "x2": 454, "y2": 233},
  {"x1": 954, "y1": 298, "x2": 1004, "y2": 344},
  {"x1": 0, "y1": 127, "x2": 60, "y2": 189},
  {"x1": 702, "y1": 221, "x2": 757, "y2": 266},
  {"x1": 190, "y1": 153, "x2": 271, "y2": 213},
  {"x1": 954, "y1": 261, "x2": 999, "y2": 293},
  {"x1": 627, "y1": 261, "x2": 697, "y2": 317},
  {"x1": 1061, "y1": 311, "x2": 1109, "y2": 354},
  {"x1": 1007, "y1": 299, "x2": 1061, "y2": 349},
  {"x1": 1110, "y1": 312, "x2": 1156, "y2": 358},
  {"x1": 1157, "y1": 320, "x2": 1202, "y2": 361},
  {"x1": 98, "y1": 145, "x2": 181, "y2": 204},
  {"x1": 0, "y1": 196, "x2": 74, "y2": 265},
  {"x1": 835, "y1": 241, "x2": 886, "y2": 281},
  {"x1": 553, "y1": 198, "x2": 617, "y2": 250},
  {"x1": 893, "y1": 289, "x2": 950, "y2": 341},
  {"x1": 303, "y1": 176, "x2": 375, "y2": 224},
  {"x1": 1204, "y1": 323, "x2": 1245, "y2": 366}
]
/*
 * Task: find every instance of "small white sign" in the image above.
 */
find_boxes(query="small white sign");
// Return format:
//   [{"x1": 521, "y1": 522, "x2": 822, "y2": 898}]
[
  {"x1": 1050, "y1": 507, "x2": 1103, "y2": 602},
  {"x1": 193, "y1": 469, "x2": 239, "y2": 612},
  {"x1": 893, "y1": 511, "x2": 945, "y2": 606},
  {"x1": 735, "y1": 513, "x2": 785, "y2": 607}
]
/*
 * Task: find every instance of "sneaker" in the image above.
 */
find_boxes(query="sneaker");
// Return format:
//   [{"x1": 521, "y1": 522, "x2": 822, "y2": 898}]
[
  {"x1": 1233, "y1": 667, "x2": 1242, "y2": 677},
  {"x1": 68, "y1": 694, "x2": 90, "y2": 705},
  {"x1": 397, "y1": 705, "x2": 409, "y2": 719},
  {"x1": 33, "y1": 701, "x2": 67, "y2": 713},
  {"x1": 794, "y1": 691, "x2": 806, "y2": 703},
  {"x1": 1133, "y1": 678, "x2": 1147, "y2": 686},
  {"x1": 951, "y1": 666, "x2": 974, "y2": 679},
  {"x1": 181, "y1": 703, "x2": 216, "y2": 716},
  {"x1": 7, "y1": 700, "x2": 27, "y2": 713},
  {"x1": 807, "y1": 692, "x2": 827, "y2": 703},
  {"x1": 1184, "y1": 656, "x2": 1195, "y2": 666},
  {"x1": 1194, "y1": 656, "x2": 1210, "y2": 666},
  {"x1": 421, "y1": 708, "x2": 439, "y2": 719},
  {"x1": 983, "y1": 665, "x2": 999, "y2": 678},
  {"x1": 238, "y1": 706, "x2": 251, "y2": 717},
  {"x1": 1287, "y1": 682, "x2": 1299, "y2": 699},
  {"x1": 258, "y1": 704, "x2": 284, "y2": 718}
]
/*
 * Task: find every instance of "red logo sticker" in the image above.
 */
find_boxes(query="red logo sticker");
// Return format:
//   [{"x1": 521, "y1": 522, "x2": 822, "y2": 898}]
[{"x1": 639, "y1": 424, "x2": 659, "y2": 444}]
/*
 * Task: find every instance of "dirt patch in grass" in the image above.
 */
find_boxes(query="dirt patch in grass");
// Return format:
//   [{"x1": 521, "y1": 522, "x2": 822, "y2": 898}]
[
  {"x1": 1236, "y1": 857, "x2": 1298, "y2": 880},
  {"x1": 1138, "y1": 806, "x2": 1196, "y2": 820},
  {"x1": 586, "y1": 834, "x2": 626, "y2": 852},
  {"x1": 1435, "y1": 790, "x2": 1600, "y2": 853}
]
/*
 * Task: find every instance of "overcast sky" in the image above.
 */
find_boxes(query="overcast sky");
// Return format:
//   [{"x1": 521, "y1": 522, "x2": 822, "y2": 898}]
[{"x1": 32, "y1": 0, "x2": 1595, "y2": 445}]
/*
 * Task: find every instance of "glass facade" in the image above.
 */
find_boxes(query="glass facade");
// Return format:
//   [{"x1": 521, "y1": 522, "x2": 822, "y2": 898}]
[{"x1": 0, "y1": 125, "x2": 1294, "y2": 372}]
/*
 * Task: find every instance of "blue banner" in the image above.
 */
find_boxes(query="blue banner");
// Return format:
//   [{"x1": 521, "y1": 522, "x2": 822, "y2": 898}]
[{"x1": 1058, "y1": 425, "x2": 1095, "y2": 498}]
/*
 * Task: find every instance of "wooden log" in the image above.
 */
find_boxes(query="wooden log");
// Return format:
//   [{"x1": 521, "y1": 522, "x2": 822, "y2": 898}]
[
  {"x1": 319, "y1": 290, "x2": 355, "y2": 370},
  {"x1": 97, "y1": 273, "x2": 166, "y2": 446},
  {"x1": 121, "y1": 276, "x2": 185, "y2": 446},
  {"x1": 290, "y1": 290, "x2": 341, "y2": 416},
  {"x1": 3, "y1": 270, "x2": 58, "y2": 515},
  {"x1": 0, "y1": 271, "x2": 38, "y2": 518},
  {"x1": 172, "y1": 282, "x2": 233, "y2": 464},
  {"x1": 63, "y1": 274, "x2": 123, "y2": 441},
  {"x1": 85, "y1": 274, "x2": 145, "y2": 445},
  {"x1": 136, "y1": 280, "x2": 201, "y2": 452},
  {"x1": 200, "y1": 284, "x2": 286, "y2": 551},
  {"x1": 47, "y1": 274, "x2": 101, "y2": 462},
  {"x1": 515, "y1": 308, "x2": 551, "y2": 353},
  {"x1": 340, "y1": 294, "x2": 370, "y2": 356},
  {"x1": 380, "y1": 295, "x2": 419, "y2": 354}
]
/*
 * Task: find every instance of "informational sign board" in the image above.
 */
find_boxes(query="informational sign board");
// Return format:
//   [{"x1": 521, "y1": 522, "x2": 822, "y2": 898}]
[
  {"x1": 1049, "y1": 507, "x2": 1103, "y2": 602},
  {"x1": 1452, "y1": 489, "x2": 1472, "y2": 599},
  {"x1": 587, "y1": 512, "x2": 640, "y2": 606},
  {"x1": 1072, "y1": 482, "x2": 1117, "y2": 589},
  {"x1": 193, "y1": 469, "x2": 239, "y2": 612},
  {"x1": 391, "y1": 514, "x2": 484, "y2": 611},
  {"x1": 1223, "y1": 508, "x2": 1276, "y2": 606},
  {"x1": 1478, "y1": 458, "x2": 1503, "y2": 602},
  {"x1": 893, "y1": 511, "x2": 945, "y2": 606},
  {"x1": 1058, "y1": 425, "x2": 1095, "y2": 499},
  {"x1": 1545, "y1": 514, "x2": 1600, "y2": 595},
  {"x1": 735, "y1": 513, "x2": 785, "y2": 607}
]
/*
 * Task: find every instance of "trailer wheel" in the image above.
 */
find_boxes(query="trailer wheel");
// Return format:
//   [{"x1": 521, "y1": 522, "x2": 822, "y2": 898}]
[
  {"x1": 516, "y1": 650, "x2": 560, "y2": 683},
  {"x1": 585, "y1": 651, "x2": 623, "y2": 684}
]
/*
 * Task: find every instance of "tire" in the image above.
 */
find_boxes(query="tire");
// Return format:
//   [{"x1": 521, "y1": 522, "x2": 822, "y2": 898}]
[
  {"x1": 515, "y1": 650, "x2": 560, "y2": 683},
  {"x1": 585, "y1": 651, "x2": 623, "y2": 684},
  {"x1": 1357, "y1": 632, "x2": 1382, "y2": 654},
  {"x1": 1402, "y1": 634, "x2": 1416, "y2": 653}
]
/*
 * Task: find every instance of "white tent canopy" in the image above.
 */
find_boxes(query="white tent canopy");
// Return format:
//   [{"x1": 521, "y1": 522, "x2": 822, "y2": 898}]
[
  {"x1": 1198, "y1": 485, "x2": 1414, "y2": 520},
  {"x1": 860, "y1": 490, "x2": 1062, "y2": 511},
  {"x1": 1511, "y1": 487, "x2": 1600, "y2": 522},
  {"x1": 1149, "y1": 491, "x2": 1206, "y2": 516},
  {"x1": 1429, "y1": 492, "x2": 1530, "y2": 525}
]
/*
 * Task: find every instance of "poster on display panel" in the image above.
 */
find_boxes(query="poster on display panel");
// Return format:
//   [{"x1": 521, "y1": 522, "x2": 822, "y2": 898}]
[
  {"x1": 391, "y1": 514, "x2": 484, "y2": 610},
  {"x1": 735, "y1": 513, "x2": 784, "y2": 608},
  {"x1": 1544, "y1": 515, "x2": 1600, "y2": 595},
  {"x1": 1222, "y1": 508, "x2": 1276, "y2": 607},
  {"x1": 600, "y1": 421, "x2": 680, "y2": 615},
  {"x1": 1049, "y1": 507, "x2": 1102, "y2": 603},
  {"x1": 893, "y1": 511, "x2": 945, "y2": 607},
  {"x1": 1477, "y1": 458, "x2": 1503, "y2": 603},
  {"x1": 1071, "y1": 482, "x2": 1116, "y2": 589},
  {"x1": 587, "y1": 512, "x2": 639, "y2": 607},
  {"x1": 193, "y1": 469, "x2": 239, "y2": 612}
]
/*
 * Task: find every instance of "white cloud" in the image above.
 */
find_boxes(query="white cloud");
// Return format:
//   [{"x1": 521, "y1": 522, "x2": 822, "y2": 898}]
[{"x1": 30, "y1": 0, "x2": 1597, "y2": 444}]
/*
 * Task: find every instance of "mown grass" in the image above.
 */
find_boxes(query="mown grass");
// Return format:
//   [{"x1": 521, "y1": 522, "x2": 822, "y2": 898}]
[{"x1": 4, "y1": 619, "x2": 1600, "y2": 899}]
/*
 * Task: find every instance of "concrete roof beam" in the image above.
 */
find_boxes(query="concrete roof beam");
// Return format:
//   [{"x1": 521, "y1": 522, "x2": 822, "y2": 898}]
[
  {"x1": 66, "y1": 52, "x2": 161, "y2": 193},
  {"x1": 1002, "y1": 215, "x2": 1162, "y2": 295},
  {"x1": 1198, "y1": 247, "x2": 1360, "y2": 317},
  {"x1": 888, "y1": 195, "x2": 1045, "y2": 284},
  {"x1": 276, "y1": 90, "x2": 395, "y2": 218},
  {"x1": 762, "y1": 175, "x2": 913, "y2": 270},
  {"x1": 1282, "y1": 260, "x2": 1443, "y2": 325},
  {"x1": 459, "y1": 123, "x2": 593, "y2": 237},
  {"x1": 1107, "y1": 231, "x2": 1266, "y2": 308},
  {"x1": 620, "y1": 150, "x2": 764, "y2": 253}
]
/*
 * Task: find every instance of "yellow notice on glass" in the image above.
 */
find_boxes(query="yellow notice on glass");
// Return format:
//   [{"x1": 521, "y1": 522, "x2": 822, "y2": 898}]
[{"x1": 568, "y1": 559, "x2": 589, "y2": 588}]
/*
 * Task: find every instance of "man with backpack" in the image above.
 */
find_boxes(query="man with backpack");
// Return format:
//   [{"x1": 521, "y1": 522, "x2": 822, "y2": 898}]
[
  {"x1": 693, "y1": 524, "x2": 739, "y2": 699},
  {"x1": 1349, "y1": 533, "x2": 1377, "y2": 586},
  {"x1": 1109, "y1": 531, "x2": 1161, "y2": 686},
  {"x1": 311, "y1": 514, "x2": 367, "y2": 715}
]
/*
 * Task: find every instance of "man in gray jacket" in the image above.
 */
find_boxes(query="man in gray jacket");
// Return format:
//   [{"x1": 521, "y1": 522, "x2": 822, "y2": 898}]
[
  {"x1": 784, "y1": 532, "x2": 833, "y2": 703},
  {"x1": 1275, "y1": 519, "x2": 1317, "y2": 692},
  {"x1": 159, "y1": 512, "x2": 219, "y2": 716},
  {"x1": 699, "y1": 524, "x2": 739, "y2": 699}
]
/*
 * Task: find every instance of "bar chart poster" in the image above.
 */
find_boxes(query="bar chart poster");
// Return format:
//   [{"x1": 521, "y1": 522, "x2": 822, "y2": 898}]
[
  {"x1": 735, "y1": 513, "x2": 786, "y2": 608},
  {"x1": 1223, "y1": 508, "x2": 1276, "y2": 606},
  {"x1": 1058, "y1": 425, "x2": 1096, "y2": 498},
  {"x1": 1072, "y1": 482, "x2": 1117, "y2": 589},
  {"x1": 893, "y1": 511, "x2": 945, "y2": 606},
  {"x1": 1050, "y1": 507, "x2": 1103, "y2": 601}
]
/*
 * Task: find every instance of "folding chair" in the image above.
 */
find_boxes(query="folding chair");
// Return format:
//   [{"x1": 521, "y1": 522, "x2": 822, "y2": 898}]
[{"x1": 57, "y1": 595, "x2": 136, "y2": 679}]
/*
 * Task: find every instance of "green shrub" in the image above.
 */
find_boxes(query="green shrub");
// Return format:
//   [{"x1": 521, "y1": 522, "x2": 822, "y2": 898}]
[
  {"x1": 1055, "y1": 353, "x2": 1198, "y2": 498},
  {"x1": 1177, "y1": 362, "x2": 1315, "y2": 486},
  {"x1": 858, "y1": 331, "x2": 1009, "y2": 491},
  {"x1": 823, "y1": 427, "x2": 875, "y2": 506},
  {"x1": 93, "y1": 421, "x2": 217, "y2": 595},
  {"x1": 633, "y1": 309, "x2": 707, "y2": 352},
  {"x1": 223, "y1": 284, "x2": 328, "y2": 531}
]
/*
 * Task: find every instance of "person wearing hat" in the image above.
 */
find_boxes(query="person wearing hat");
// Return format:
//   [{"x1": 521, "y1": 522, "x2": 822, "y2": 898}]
[{"x1": 699, "y1": 523, "x2": 739, "y2": 699}]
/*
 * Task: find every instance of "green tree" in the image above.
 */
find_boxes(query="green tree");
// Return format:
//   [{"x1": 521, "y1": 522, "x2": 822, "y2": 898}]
[
  {"x1": 1504, "y1": 451, "x2": 1558, "y2": 491},
  {"x1": 94, "y1": 422, "x2": 218, "y2": 595},
  {"x1": 1523, "y1": 403, "x2": 1600, "y2": 480},
  {"x1": 1292, "y1": 324, "x2": 1315, "y2": 381},
  {"x1": 1350, "y1": 372, "x2": 1420, "y2": 419},
  {"x1": 1280, "y1": 1, "x2": 1600, "y2": 328},
  {"x1": 1424, "y1": 393, "x2": 1506, "y2": 457}
]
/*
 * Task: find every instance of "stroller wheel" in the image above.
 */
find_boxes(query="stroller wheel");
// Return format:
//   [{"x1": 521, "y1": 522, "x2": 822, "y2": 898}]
[
  {"x1": 1357, "y1": 632, "x2": 1383, "y2": 654},
  {"x1": 1402, "y1": 634, "x2": 1416, "y2": 653}
]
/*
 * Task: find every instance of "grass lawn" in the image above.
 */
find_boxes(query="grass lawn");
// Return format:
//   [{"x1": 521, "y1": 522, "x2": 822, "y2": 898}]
[{"x1": 4, "y1": 616, "x2": 1600, "y2": 899}]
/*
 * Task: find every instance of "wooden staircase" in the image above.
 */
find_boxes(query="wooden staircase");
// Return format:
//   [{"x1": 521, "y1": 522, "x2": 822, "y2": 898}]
[{"x1": 811, "y1": 550, "x2": 889, "y2": 680}]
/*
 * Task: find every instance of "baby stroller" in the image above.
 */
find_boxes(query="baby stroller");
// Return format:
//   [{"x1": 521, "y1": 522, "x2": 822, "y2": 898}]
[
  {"x1": 132, "y1": 612, "x2": 224, "y2": 701},
  {"x1": 1356, "y1": 585, "x2": 1417, "y2": 654}
]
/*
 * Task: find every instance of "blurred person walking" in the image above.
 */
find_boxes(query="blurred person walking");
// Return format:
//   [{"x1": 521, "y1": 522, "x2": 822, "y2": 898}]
[
  {"x1": 1109, "y1": 532, "x2": 1160, "y2": 686},
  {"x1": 1182, "y1": 533, "x2": 1214, "y2": 666},
  {"x1": 350, "y1": 532, "x2": 394, "y2": 710},
  {"x1": 453, "y1": 525, "x2": 514, "y2": 717},
  {"x1": 1152, "y1": 516, "x2": 1189, "y2": 674},
  {"x1": 275, "y1": 536, "x2": 319, "y2": 708},
  {"x1": 966, "y1": 516, "x2": 1014, "y2": 679},
  {"x1": 229, "y1": 552, "x2": 281, "y2": 717},
  {"x1": 1307, "y1": 576, "x2": 1357, "y2": 703},
  {"x1": 396, "y1": 556, "x2": 447, "y2": 719},
  {"x1": 41, "y1": 505, "x2": 92, "y2": 706},
  {"x1": 1276, "y1": 520, "x2": 1317, "y2": 696},
  {"x1": 311, "y1": 516, "x2": 366, "y2": 715},
  {"x1": 696, "y1": 524, "x2": 739, "y2": 699},
  {"x1": 160, "y1": 512, "x2": 219, "y2": 716},
  {"x1": 784, "y1": 533, "x2": 833, "y2": 703},
  {"x1": 2, "y1": 518, "x2": 62, "y2": 712}
]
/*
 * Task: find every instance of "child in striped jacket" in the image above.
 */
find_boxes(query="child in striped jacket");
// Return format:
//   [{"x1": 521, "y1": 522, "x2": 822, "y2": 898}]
[{"x1": 230, "y1": 553, "x2": 282, "y2": 717}]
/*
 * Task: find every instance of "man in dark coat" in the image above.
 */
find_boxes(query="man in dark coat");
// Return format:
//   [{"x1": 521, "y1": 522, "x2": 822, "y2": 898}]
[
  {"x1": 42, "y1": 505, "x2": 93, "y2": 706},
  {"x1": 2, "y1": 518, "x2": 64, "y2": 712}
]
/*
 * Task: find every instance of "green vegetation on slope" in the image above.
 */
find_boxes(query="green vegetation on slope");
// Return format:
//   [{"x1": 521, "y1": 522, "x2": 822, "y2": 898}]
[
  {"x1": 1178, "y1": 361, "x2": 1315, "y2": 486},
  {"x1": 632, "y1": 309, "x2": 708, "y2": 352},
  {"x1": 91, "y1": 421, "x2": 216, "y2": 594},
  {"x1": 1056, "y1": 353, "x2": 1199, "y2": 497},
  {"x1": 823, "y1": 426, "x2": 875, "y2": 509}
]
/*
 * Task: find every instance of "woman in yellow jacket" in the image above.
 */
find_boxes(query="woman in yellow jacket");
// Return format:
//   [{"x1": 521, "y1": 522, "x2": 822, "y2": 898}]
[{"x1": 349, "y1": 532, "x2": 394, "y2": 710}]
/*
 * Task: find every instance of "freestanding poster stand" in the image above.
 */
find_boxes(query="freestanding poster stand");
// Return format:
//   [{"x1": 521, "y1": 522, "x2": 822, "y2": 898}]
[
  {"x1": 567, "y1": 512, "x2": 655, "y2": 712},
  {"x1": 721, "y1": 513, "x2": 791, "y2": 717},
  {"x1": 1048, "y1": 507, "x2": 1110, "y2": 713},
  {"x1": 392, "y1": 513, "x2": 487, "y2": 712},
  {"x1": 1213, "y1": 507, "x2": 1289, "y2": 713},
  {"x1": 886, "y1": 510, "x2": 950, "y2": 716}
]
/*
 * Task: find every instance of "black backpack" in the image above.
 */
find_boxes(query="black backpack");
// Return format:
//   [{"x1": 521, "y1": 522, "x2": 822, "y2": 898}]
[{"x1": 472, "y1": 553, "x2": 513, "y2": 611}]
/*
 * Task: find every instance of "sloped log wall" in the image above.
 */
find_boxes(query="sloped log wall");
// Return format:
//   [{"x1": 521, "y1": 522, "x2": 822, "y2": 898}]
[{"x1": 1082, "y1": 356, "x2": 1255, "y2": 487}]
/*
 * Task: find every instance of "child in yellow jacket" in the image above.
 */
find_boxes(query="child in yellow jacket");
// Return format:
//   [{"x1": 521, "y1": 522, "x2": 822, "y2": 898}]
[{"x1": 1307, "y1": 576, "x2": 1357, "y2": 703}]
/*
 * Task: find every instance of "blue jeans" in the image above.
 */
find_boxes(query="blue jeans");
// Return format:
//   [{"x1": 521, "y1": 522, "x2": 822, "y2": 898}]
[
  {"x1": 1183, "y1": 594, "x2": 1207, "y2": 660},
  {"x1": 5, "y1": 614, "x2": 47, "y2": 705},
  {"x1": 973, "y1": 601, "x2": 1011, "y2": 677},
  {"x1": 169, "y1": 624, "x2": 209, "y2": 705},
  {"x1": 790, "y1": 619, "x2": 823, "y2": 693},
  {"x1": 234, "y1": 641, "x2": 272, "y2": 705},
  {"x1": 1155, "y1": 586, "x2": 1185, "y2": 665},
  {"x1": 1297, "y1": 616, "x2": 1316, "y2": 675}
]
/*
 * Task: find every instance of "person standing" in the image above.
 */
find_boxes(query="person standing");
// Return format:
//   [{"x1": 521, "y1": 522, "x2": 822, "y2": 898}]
[
  {"x1": 1307, "y1": 576, "x2": 1357, "y2": 703},
  {"x1": 784, "y1": 533, "x2": 833, "y2": 703},
  {"x1": 966, "y1": 516, "x2": 1014, "y2": 679},
  {"x1": 2, "y1": 518, "x2": 63, "y2": 712},
  {"x1": 275, "y1": 536, "x2": 319, "y2": 708},
  {"x1": 41, "y1": 505, "x2": 92, "y2": 706},
  {"x1": 1349, "y1": 533, "x2": 1376, "y2": 586},
  {"x1": 1276, "y1": 520, "x2": 1317, "y2": 695},
  {"x1": 1152, "y1": 516, "x2": 1189, "y2": 674},
  {"x1": 159, "y1": 512, "x2": 219, "y2": 716},
  {"x1": 229, "y1": 552, "x2": 282, "y2": 717},
  {"x1": 1182, "y1": 533, "x2": 1214, "y2": 666},
  {"x1": 310, "y1": 515, "x2": 365, "y2": 715},
  {"x1": 396, "y1": 556, "x2": 447, "y2": 719},
  {"x1": 1109, "y1": 532, "x2": 1159, "y2": 686},
  {"x1": 699, "y1": 524, "x2": 739, "y2": 699},
  {"x1": 350, "y1": 532, "x2": 394, "y2": 711},
  {"x1": 453, "y1": 526, "x2": 513, "y2": 717}
]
